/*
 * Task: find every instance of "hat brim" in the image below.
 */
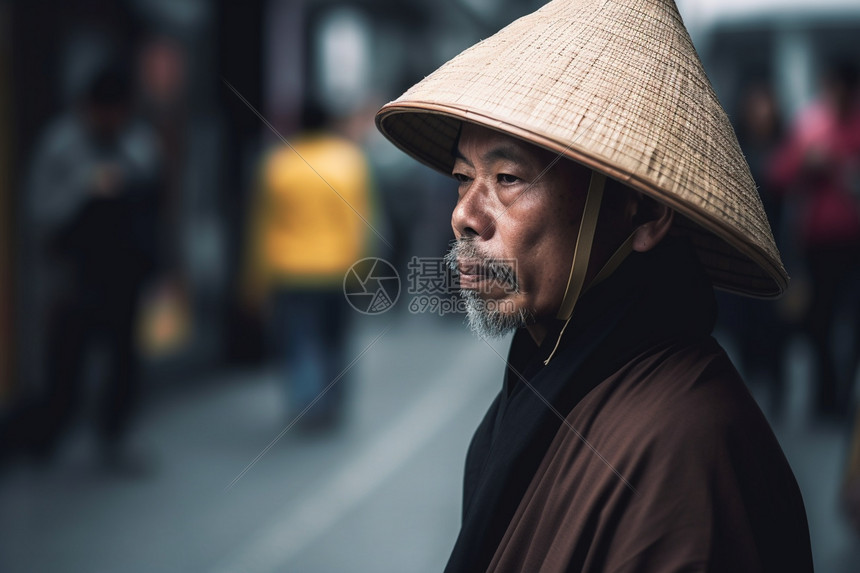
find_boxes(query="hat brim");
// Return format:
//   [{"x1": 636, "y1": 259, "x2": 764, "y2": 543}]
[{"x1": 377, "y1": 101, "x2": 787, "y2": 298}]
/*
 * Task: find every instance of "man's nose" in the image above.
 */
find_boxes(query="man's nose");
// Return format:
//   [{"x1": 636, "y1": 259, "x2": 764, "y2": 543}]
[{"x1": 452, "y1": 181, "x2": 494, "y2": 239}]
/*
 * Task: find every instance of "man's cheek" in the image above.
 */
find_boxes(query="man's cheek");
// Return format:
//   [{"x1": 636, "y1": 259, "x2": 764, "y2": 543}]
[{"x1": 512, "y1": 264, "x2": 540, "y2": 299}]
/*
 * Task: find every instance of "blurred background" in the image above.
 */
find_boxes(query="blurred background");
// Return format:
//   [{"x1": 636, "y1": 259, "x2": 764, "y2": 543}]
[{"x1": 0, "y1": 0, "x2": 859, "y2": 571}]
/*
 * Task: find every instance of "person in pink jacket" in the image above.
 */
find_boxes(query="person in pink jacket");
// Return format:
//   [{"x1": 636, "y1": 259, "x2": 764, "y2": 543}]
[{"x1": 769, "y1": 61, "x2": 860, "y2": 419}]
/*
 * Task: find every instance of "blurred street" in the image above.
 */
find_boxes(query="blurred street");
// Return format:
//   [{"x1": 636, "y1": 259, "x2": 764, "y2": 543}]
[
  {"x1": 0, "y1": 310, "x2": 504, "y2": 573},
  {"x1": 0, "y1": 309, "x2": 857, "y2": 573}
]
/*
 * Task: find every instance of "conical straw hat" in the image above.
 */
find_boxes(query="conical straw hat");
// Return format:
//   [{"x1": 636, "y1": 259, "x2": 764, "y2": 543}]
[{"x1": 376, "y1": 0, "x2": 787, "y2": 297}]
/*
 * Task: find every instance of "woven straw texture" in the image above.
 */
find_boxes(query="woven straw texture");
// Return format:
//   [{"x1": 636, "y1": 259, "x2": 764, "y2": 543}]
[{"x1": 376, "y1": 0, "x2": 787, "y2": 297}]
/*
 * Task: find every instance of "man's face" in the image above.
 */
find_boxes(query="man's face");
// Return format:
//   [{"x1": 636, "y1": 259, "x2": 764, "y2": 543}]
[{"x1": 447, "y1": 123, "x2": 590, "y2": 335}]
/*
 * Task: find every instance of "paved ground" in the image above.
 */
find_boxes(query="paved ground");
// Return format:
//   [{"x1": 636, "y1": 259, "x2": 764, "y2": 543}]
[{"x1": 1, "y1": 310, "x2": 858, "y2": 572}]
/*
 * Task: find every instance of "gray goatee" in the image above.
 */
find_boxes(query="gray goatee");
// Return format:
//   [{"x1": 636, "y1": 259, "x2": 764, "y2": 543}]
[{"x1": 444, "y1": 239, "x2": 533, "y2": 338}]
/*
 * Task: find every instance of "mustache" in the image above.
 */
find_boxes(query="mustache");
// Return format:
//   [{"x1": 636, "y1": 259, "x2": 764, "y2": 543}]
[{"x1": 443, "y1": 238, "x2": 519, "y2": 291}]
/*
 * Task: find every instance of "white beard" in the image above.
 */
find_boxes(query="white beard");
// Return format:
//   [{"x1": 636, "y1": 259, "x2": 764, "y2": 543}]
[
  {"x1": 459, "y1": 289, "x2": 532, "y2": 338},
  {"x1": 444, "y1": 239, "x2": 533, "y2": 338}
]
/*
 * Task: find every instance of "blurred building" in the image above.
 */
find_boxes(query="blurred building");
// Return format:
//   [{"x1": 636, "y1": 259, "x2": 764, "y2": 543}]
[
  {"x1": 1, "y1": 0, "x2": 551, "y2": 404},
  {"x1": 2, "y1": 0, "x2": 858, "y2": 398},
  {"x1": 0, "y1": 2, "x2": 11, "y2": 402},
  {"x1": 682, "y1": 0, "x2": 860, "y2": 123}
]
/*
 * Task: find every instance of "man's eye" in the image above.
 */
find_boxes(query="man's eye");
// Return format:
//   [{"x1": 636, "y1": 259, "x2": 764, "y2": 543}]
[
  {"x1": 453, "y1": 173, "x2": 472, "y2": 183},
  {"x1": 498, "y1": 173, "x2": 519, "y2": 184}
]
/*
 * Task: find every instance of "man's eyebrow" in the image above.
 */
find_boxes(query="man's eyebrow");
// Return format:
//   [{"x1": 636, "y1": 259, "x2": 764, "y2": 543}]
[
  {"x1": 453, "y1": 144, "x2": 532, "y2": 168},
  {"x1": 453, "y1": 148, "x2": 472, "y2": 167}
]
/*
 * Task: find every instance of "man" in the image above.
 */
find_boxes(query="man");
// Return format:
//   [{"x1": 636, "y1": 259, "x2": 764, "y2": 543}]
[
  {"x1": 243, "y1": 102, "x2": 372, "y2": 430},
  {"x1": 21, "y1": 60, "x2": 162, "y2": 467},
  {"x1": 376, "y1": 0, "x2": 813, "y2": 571}
]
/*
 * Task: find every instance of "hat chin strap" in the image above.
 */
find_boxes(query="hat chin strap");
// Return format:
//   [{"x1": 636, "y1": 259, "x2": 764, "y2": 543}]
[{"x1": 544, "y1": 171, "x2": 636, "y2": 365}]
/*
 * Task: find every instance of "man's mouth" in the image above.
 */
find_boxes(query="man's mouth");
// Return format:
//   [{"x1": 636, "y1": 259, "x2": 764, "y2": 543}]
[
  {"x1": 444, "y1": 239, "x2": 519, "y2": 294},
  {"x1": 457, "y1": 261, "x2": 489, "y2": 288},
  {"x1": 457, "y1": 260, "x2": 485, "y2": 277},
  {"x1": 457, "y1": 259, "x2": 513, "y2": 290}
]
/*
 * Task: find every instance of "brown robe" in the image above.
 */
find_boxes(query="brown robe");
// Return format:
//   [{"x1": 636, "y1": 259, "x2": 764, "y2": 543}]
[
  {"x1": 444, "y1": 239, "x2": 813, "y2": 573},
  {"x1": 488, "y1": 338, "x2": 811, "y2": 572}
]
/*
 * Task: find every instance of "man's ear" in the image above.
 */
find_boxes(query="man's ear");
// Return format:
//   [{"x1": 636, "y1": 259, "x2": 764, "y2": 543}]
[{"x1": 631, "y1": 201, "x2": 674, "y2": 252}]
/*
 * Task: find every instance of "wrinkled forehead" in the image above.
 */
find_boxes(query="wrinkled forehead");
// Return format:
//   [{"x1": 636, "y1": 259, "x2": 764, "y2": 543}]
[
  {"x1": 455, "y1": 123, "x2": 549, "y2": 166},
  {"x1": 453, "y1": 122, "x2": 589, "y2": 182}
]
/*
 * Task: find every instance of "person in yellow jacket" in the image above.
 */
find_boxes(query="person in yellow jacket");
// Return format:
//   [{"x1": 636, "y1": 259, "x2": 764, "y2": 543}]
[{"x1": 244, "y1": 104, "x2": 372, "y2": 430}]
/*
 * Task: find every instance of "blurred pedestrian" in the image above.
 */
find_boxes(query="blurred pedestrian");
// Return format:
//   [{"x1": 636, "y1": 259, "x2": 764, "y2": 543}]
[
  {"x1": 769, "y1": 60, "x2": 860, "y2": 420},
  {"x1": 376, "y1": 0, "x2": 812, "y2": 570},
  {"x1": 243, "y1": 102, "x2": 372, "y2": 431},
  {"x1": 719, "y1": 80, "x2": 790, "y2": 415},
  {"x1": 136, "y1": 35, "x2": 193, "y2": 358},
  {"x1": 18, "y1": 60, "x2": 162, "y2": 468}
]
